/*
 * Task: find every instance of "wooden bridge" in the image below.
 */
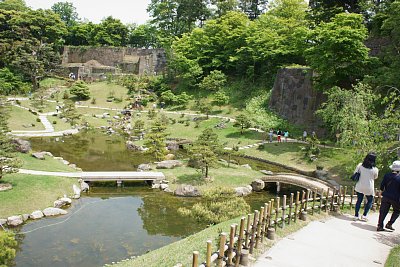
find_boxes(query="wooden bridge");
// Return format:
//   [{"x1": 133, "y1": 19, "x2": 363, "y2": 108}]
[
  {"x1": 260, "y1": 173, "x2": 336, "y2": 192},
  {"x1": 18, "y1": 169, "x2": 165, "y2": 185},
  {"x1": 80, "y1": 171, "x2": 165, "y2": 185}
]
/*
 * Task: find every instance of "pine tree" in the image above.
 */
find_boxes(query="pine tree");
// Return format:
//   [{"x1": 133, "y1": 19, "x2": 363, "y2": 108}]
[{"x1": 144, "y1": 119, "x2": 169, "y2": 161}]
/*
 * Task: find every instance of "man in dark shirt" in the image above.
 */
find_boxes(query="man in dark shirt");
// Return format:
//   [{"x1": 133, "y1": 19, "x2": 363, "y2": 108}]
[{"x1": 377, "y1": 160, "x2": 400, "y2": 231}]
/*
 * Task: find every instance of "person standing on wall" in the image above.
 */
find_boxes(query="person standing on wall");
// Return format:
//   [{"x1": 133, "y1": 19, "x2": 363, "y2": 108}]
[
  {"x1": 377, "y1": 160, "x2": 400, "y2": 231},
  {"x1": 353, "y1": 153, "x2": 379, "y2": 221}
]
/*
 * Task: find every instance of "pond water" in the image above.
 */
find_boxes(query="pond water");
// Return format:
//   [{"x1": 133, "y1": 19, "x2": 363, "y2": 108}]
[{"x1": 16, "y1": 131, "x2": 300, "y2": 267}]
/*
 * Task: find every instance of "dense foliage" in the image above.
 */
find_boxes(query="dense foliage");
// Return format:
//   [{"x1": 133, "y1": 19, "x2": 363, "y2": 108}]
[
  {"x1": 178, "y1": 187, "x2": 250, "y2": 224},
  {"x1": 0, "y1": 231, "x2": 17, "y2": 267}
]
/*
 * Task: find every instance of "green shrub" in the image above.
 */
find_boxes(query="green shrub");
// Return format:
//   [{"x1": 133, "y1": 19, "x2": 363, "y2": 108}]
[
  {"x1": 62, "y1": 91, "x2": 70, "y2": 99},
  {"x1": 178, "y1": 187, "x2": 250, "y2": 224},
  {"x1": 91, "y1": 97, "x2": 96, "y2": 105},
  {"x1": 53, "y1": 120, "x2": 57, "y2": 124},
  {"x1": 0, "y1": 231, "x2": 17, "y2": 266},
  {"x1": 36, "y1": 118, "x2": 41, "y2": 122},
  {"x1": 15, "y1": 100, "x2": 21, "y2": 105}
]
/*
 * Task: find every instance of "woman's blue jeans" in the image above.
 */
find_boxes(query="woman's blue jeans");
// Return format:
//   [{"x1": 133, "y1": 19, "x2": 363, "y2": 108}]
[{"x1": 355, "y1": 192, "x2": 374, "y2": 217}]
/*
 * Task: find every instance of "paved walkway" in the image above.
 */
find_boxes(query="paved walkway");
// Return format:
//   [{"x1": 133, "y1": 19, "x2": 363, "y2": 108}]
[{"x1": 253, "y1": 212, "x2": 400, "y2": 267}]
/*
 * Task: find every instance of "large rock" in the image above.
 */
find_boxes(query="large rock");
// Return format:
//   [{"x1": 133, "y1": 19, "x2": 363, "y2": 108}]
[
  {"x1": 32, "y1": 151, "x2": 47, "y2": 160},
  {"x1": 7, "y1": 215, "x2": 23, "y2": 226},
  {"x1": 12, "y1": 138, "x2": 31, "y2": 153},
  {"x1": 30, "y1": 210, "x2": 44, "y2": 219},
  {"x1": 137, "y1": 164, "x2": 152, "y2": 171},
  {"x1": 157, "y1": 160, "x2": 183, "y2": 169},
  {"x1": 251, "y1": 179, "x2": 265, "y2": 192},
  {"x1": 241, "y1": 164, "x2": 252, "y2": 170},
  {"x1": 160, "y1": 184, "x2": 169, "y2": 190},
  {"x1": 73, "y1": 184, "x2": 81, "y2": 199},
  {"x1": 235, "y1": 185, "x2": 253, "y2": 196},
  {"x1": 167, "y1": 141, "x2": 179, "y2": 151},
  {"x1": 78, "y1": 179, "x2": 90, "y2": 192},
  {"x1": 0, "y1": 218, "x2": 7, "y2": 225},
  {"x1": 54, "y1": 197, "x2": 72, "y2": 208},
  {"x1": 0, "y1": 183, "x2": 12, "y2": 192},
  {"x1": 42, "y1": 207, "x2": 68, "y2": 216},
  {"x1": 126, "y1": 141, "x2": 146, "y2": 151},
  {"x1": 174, "y1": 184, "x2": 200, "y2": 197}
]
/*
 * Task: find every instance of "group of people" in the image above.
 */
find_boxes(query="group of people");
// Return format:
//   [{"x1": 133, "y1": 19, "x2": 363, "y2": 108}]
[
  {"x1": 352, "y1": 152, "x2": 400, "y2": 232},
  {"x1": 268, "y1": 129, "x2": 289, "y2": 143}
]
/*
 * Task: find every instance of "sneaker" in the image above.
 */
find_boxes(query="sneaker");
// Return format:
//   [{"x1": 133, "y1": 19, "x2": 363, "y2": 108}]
[
  {"x1": 377, "y1": 226, "x2": 385, "y2": 232},
  {"x1": 353, "y1": 216, "x2": 359, "y2": 221},
  {"x1": 360, "y1": 215, "x2": 368, "y2": 222},
  {"x1": 385, "y1": 223, "x2": 395, "y2": 231}
]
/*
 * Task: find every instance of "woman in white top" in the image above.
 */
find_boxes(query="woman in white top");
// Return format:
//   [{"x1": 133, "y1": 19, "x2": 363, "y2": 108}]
[{"x1": 354, "y1": 153, "x2": 379, "y2": 221}]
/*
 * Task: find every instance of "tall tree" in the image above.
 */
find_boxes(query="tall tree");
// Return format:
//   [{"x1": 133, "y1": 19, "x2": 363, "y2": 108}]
[
  {"x1": 128, "y1": 23, "x2": 160, "y2": 48},
  {"x1": 238, "y1": 0, "x2": 268, "y2": 20},
  {"x1": 210, "y1": 0, "x2": 238, "y2": 17},
  {"x1": 51, "y1": 1, "x2": 79, "y2": 27},
  {"x1": 305, "y1": 12, "x2": 370, "y2": 90},
  {"x1": 94, "y1": 16, "x2": 129, "y2": 46},
  {"x1": 0, "y1": 9, "x2": 67, "y2": 90},
  {"x1": 0, "y1": 0, "x2": 27, "y2": 11},
  {"x1": 189, "y1": 128, "x2": 222, "y2": 178},
  {"x1": 144, "y1": 119, "x2": 169, "y2": 161}
]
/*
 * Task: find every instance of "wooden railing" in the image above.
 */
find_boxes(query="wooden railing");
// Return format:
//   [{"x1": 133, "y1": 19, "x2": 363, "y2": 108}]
[{"x1": 187, "y1": 186, "x2": 383, "y2": 267}]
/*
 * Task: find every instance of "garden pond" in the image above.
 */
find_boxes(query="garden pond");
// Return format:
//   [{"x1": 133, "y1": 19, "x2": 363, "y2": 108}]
[{"x1": 12, "y1": 131, "x2": 301, "y2": 267}]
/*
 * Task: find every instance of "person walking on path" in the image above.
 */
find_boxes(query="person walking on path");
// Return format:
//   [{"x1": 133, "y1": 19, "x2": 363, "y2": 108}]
[
  {"x1": 268, "y1": 129, "x2": 273, "y2": 143},
  {"x1": 303, "y1": 130, "x2": 307, "y2": 141},
  {"x1": 377, "y1": 160, "x2": 400, "y2": 231},
  {"x1": 277, "y1": 129, "x2": 282, "y2": 143},
  {"x1": 354, "y1": 153, "x2": 379, "y2": 221},
  {"x1": 284, "y1": 130, "x2": 289, "y2": 142}
]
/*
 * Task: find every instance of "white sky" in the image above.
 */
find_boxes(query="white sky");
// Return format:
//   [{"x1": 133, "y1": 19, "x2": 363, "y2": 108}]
[{"x1": 25, "y1": 0, "x2": 151, "y2": 25}]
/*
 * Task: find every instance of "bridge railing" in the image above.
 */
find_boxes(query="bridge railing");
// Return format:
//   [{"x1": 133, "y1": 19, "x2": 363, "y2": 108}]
[{"x1": 186, "y1": 186, "x2": 382, "y2": 267}]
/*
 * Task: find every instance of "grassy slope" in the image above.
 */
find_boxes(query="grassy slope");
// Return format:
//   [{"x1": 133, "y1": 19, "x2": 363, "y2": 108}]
[
  {"x1": 8, "y1": 106, "x2": 45, "y2": 131},
  {"x1": 19, "y1": 153, "x2": 78, "y2": 172},
  {"x1": 76, "y1": 82, "x2": 130, "y2": 109},
  {"x1": 244, "y1": 143, "x2": 353, "y2": 182},
  {"x1": 0, "y1": 173, "x2": 76, "y2": 218}
]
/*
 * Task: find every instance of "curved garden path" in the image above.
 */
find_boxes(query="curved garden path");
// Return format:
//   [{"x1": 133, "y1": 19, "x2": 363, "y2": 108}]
[{"x1": 253, "y1": 212, "x2": 400, "y2": 267}]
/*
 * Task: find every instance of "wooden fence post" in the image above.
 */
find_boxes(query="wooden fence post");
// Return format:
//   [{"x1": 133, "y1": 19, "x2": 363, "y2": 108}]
[
  {"x1": 261, "y1": 203, "x2": 268, "y2": 243},
  {"x1": 227, "y1": 225, "x2": 235, "y2": 266},
  {"x1": 350, "y1": 186, "x2": 354, "y2": 210},
  {"x1": 275, "y1": 197, "x2": 280, "y2": 230},
  {"x1": 235, "y1": 217, "x2": 246, "y2": 267},
  {"x1": 319, "y1": 189, "x2": 323, "y2": 213},
  {"x1": 330, "y1": 188, "x2": 335, "y2": 211},
  {"x1": 281, "y1": 195, "x2": 287, "y2": 229},
  {"x1": 337, "y1": 186, "x2": 342, "y2": 210},
  {"x1": 192, "y1": 251, "x2": 199, "y2": 267},
  {"x1": 294, "y1": 191, "x2": 300, "y2": 222},
  {"x1": 312, "y1": 190, "x2": 317, "y2": 215},
  {"x1": 269, "y1": 199, "x2": 274, "y2": 228},
  {"x1": 249, "y1": 210, "x2": 259, "y2": 254},
  {"x1": 255, "y1": 207, "x2": 264, "y2": 249},
  {"x1": 342, "y1": 186, "x2": 347, "y2": 210},
  {"x1": 206, "y1": 240, "x2": 212, "y2": 267},
  {"x1": 244, "y1": 214, "x2": 251, "y2": 249},
  {"x1": 218, "y1": 233, "x2": 227, "y2": 267},
  {"x1": 288, "y1": 193, "x2": 294, "y2": 225},
  {"x1": 325, "y1": 188, "x2": 330, "y2": 212}
]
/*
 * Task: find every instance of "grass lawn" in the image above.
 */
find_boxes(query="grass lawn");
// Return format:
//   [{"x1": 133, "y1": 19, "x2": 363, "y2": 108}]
[
  {"x1": 244, "y1": 143, "x2": 354, "y2": 182},
  {"x1": 114, "y1": 212, "x2": 328, "y2": 267},
  {"x1": 18, "y1": 99, "x2": 58, "y2": 113},
  {"x1": 385, "y1": 245, "x2": 400, "y2": 267},
  {"x1": 160, "y1": 163, "x2": 264, "y2": 191},
  {"x1": 47, "y1": 115, "x2": 72, "y2": 131},
  {"x1": 8, "y1": 106, "x2": 45, "y2": 131},
  {"x1": 19, "y1": 153, "x2": 78, "y2": 172},
  {"x1": 0, "y1": 173, "x2": 76, "y2": 218},
  {"x1": 75, "y1": 82, "x2": 130, "y2": 109}
]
